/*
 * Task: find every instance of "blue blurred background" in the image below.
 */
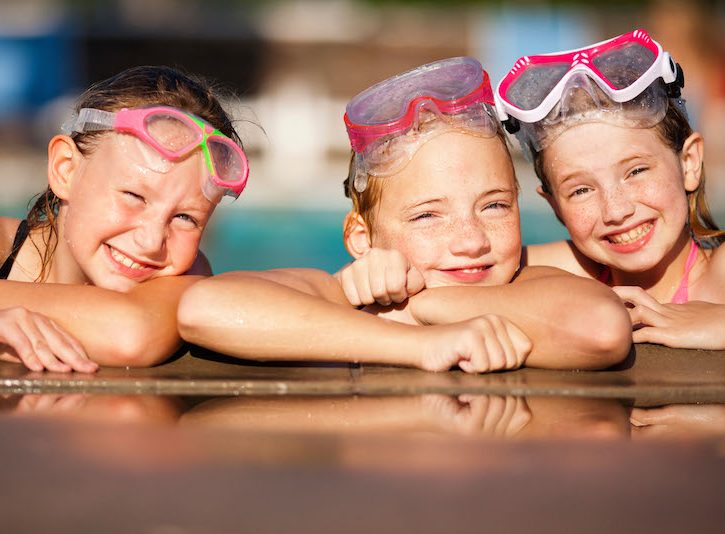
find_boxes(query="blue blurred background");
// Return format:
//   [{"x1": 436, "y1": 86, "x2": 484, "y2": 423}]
[{"x1": 1, "y1": 0, "x2": 723, "y2": 273}]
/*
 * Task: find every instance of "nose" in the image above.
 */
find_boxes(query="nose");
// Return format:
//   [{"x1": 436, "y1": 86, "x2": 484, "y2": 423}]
[
  {"x1": 600, "y1": 184, "x2": 635, "y2": 225},
  {"x1": 133, "y1": 216, "x2": 168, "y2": 257},
  {"x1": 448, "y1": 216, "x2": 490, "y2": 258}
]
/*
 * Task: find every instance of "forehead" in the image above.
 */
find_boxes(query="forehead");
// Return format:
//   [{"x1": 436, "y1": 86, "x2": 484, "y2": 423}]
[{"x1": 380, "y1": 131, "x2": 514, "y2": 198}]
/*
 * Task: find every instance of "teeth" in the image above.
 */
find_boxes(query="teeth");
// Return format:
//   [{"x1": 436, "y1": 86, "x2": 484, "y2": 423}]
[
  {"x1": 109, "y1": 247, "x2": 145, "y2": 270},
  {"x1": 459, "y1": 267, "x2": 486, "y2": 273},
  {"x1": 608, "y1": 222, "x2": 652, "y2": 244}
]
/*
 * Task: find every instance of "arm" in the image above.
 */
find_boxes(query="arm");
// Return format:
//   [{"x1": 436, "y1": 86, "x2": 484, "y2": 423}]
[
  {"x1": 407, "y1": 266, "x2": 632, "y2": 370},
  {"x1": 177, "y1": 269, "x2": 530, "y2": 372},
  {"x1": 0, "y1": 276, "x2": 203, "y2": 367}
]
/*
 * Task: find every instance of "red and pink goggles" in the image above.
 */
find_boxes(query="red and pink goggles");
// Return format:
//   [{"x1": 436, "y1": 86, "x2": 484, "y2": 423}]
[
  {"x1": 67, "y1": 106, "x2": 249, "y2": 202},
  {"x1": 344, "y1": 57, "x2": 500, "y2": 192},
  {"x1": 495, "y1": 29, "x2": 683, "y2": 127}
]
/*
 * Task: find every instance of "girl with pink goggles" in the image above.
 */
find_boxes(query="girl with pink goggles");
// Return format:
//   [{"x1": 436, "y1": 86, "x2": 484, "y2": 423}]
[
  {"x1": 67, "y1": 106, "x2": 249, "y2": 202},
  {"x1": 494, "y1": 29, "x2": 685, "y2": 151},
  {"x1": 344, "y1": 56, "x2": 500, "y2": 192}
]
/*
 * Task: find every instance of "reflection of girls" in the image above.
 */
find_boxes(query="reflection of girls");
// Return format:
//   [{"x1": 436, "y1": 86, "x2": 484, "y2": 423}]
[
  {"x1": 496, "y1": 29, "x2": 725, "y2": 349},
  {"x1": 179, "y1": 57, "x2": 631, "y2": 372},
  {"x1": 0, "y1": 66, "x2": 249, "y2": 372}
]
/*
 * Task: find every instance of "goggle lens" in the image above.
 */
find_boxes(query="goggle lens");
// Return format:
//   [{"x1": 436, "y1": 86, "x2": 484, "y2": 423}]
[
  {"x1": 144, "y1": 112, "x2": 201, "y2": 153},
  {"x1": 208, "y1": 136, "x2": 246, "y2": 186},
  {"x1": 592, "y1": 42, "x2": 657, "y2": 89},
  {"x1": 505, "y1": 62, "x2": 571, "y2": 111}
]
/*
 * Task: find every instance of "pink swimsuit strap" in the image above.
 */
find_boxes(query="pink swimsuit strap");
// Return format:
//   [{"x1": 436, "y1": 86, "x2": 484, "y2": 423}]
[
  {"x1": 596, "y1": 239, "x2": 699, "y2": 304},
  {"x1": 670, "y1": 239, "x2": 699, "y2": 304}
]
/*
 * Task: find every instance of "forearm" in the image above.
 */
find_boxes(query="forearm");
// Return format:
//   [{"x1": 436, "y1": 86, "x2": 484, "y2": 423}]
[
  {"x1": 0, "y1": 278, "x2": 199, "y2": 367},
  {"x1": 177, "y1": 271, "x2": 424, "y2": 366},
  {"x1": 408, "y1": 274, "x2": 631, "y2": 369}
]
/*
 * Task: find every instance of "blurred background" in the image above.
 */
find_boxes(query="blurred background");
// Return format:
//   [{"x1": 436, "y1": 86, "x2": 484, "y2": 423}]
[{"x1": 1, "y1": 0, "x2": 723, "y2": 273}]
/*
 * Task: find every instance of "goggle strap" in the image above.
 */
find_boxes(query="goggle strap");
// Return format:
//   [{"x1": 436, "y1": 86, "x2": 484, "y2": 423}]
[
  {"x1": 67, "y1": 108, "x2": 117, "y2": 134},
  {"x1": 665, "y1": 63, "x2": 685, "y2": 98}
]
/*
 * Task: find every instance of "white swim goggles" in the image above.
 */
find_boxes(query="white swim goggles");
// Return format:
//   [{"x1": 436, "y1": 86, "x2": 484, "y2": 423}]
[
  {"x1": 344, "y1": 56, "x2": 500, "y2": 193},
  {"x1": 494, "y1": 29, "x2": 686, "y2": 151},
  {"x1": 67, "y1": 106, "x2": 249, "y2": 203}
]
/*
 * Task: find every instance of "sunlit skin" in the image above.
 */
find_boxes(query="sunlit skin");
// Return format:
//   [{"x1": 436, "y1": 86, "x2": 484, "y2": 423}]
[
  {"x1": 49, "y1": 133, "x2": 216, "y2": 292},
  {"x1": 539, "y1": 122, "x2": 701, "y2": 298},
  {"x1": 369, "y1": 131, "x2": 521, "y2": 289}
]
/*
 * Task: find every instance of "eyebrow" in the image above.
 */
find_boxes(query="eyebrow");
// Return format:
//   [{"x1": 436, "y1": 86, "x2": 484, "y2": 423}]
[{"x1": 401, "y1": 197, "x2": 446, "y2": 213}]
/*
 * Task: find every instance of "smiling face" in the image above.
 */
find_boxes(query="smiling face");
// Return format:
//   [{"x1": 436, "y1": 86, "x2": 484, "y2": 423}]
[
  {"x1": 52, "y1": 133, "x2": 216, "y2": 291},
  {"x1": 367, "y1": 131, "x2": 521, "y2": 288},
  {"x1": 540, "y1": 122, "x2": 697, "y2": 273}
]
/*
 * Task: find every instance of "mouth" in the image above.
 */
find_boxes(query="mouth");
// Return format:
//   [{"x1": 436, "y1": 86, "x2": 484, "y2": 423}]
[
  {"x1": 104, "y1": 244, "x2": 160, "y2": 279},
  {"x1": 603, "y1": 221, "x2": 655, "y2": 252},
  {"x1": 439, "y1": 264, "x2": 493, "y2": 283}
]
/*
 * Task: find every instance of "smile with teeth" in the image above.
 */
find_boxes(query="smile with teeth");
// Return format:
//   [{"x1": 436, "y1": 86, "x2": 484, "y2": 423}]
[
  {"x1": 456, "y1": 267, "x2": 488, "y2": 273},
  {"x1": 607, "y1": 222, "x2": 653, "y2": 244},
  {"x1": 108, "y1": 246, "x2": 150, "y2": 270}
]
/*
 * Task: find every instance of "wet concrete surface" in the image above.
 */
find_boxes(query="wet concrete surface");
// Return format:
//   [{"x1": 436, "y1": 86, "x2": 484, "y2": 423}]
[{"x1": 1, "y1": 344, "x2": 723, "y2": 533}]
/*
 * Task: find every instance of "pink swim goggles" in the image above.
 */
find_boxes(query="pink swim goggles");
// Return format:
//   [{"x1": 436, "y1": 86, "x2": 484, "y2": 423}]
[
  {"x1": 344, "y1": 56, "x2": 499, "y2": 192},
  {"x1": 67, "y1": 106, "x2": 249, "y2": 202},
  {"x1": 495, "y1": 29, "x2": 685, "y2": 151}
]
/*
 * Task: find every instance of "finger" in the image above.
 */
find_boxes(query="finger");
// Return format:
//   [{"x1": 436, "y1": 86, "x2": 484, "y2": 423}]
[
  {"x1": 482, "y1": 317, "x2": 508, "y2": 371},
  {"x1": 632, "y1": 326, "x2": 686, "y2": 348},
  {"x1": 339, "y1": 268, "x2": 363, "y2": 306},
  {"x1": 507, "y1": 323, "x2": 532, "y2": 368},
  {"x1": 2, "y1": 328, "x2": 44, "y2": 372},
  {"x1": 351, "y1": 262, "x2": 375, "y2": 305},
  {"x1": 405, "y1": 266, "x2": 426, "y2": 297},
  {"x1": 613, "y1": 286, "x2": 666, "y2": 312},
  {"x1": 480, "y1": 395, "x2": 507, "y2": 435},
  {"x1": 369, "y1": 257, "x2": 393, "y2": 306},
  {"x1": 384, "y1": 253, "x2": 410, "y2": 304},
  {"x1": 494, "y1": 320, "x2": 519, "y2": 369},
  {"x1": 32, "y1": 341, "x2": 72, "y2": 373},
  {"x1": 43, "y1": 321, "x2": 97, "y2": 373},
  {"x1": 628, "y1": 303, "x2": 668, "y2": 328}
]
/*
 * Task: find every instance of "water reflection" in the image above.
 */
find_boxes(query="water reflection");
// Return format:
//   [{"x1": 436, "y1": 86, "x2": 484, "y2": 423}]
[{"x1": 2, "y1": 393, "x2": 724, "y2": 441}]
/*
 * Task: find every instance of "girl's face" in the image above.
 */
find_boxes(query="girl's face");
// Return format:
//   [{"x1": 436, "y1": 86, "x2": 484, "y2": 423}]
[
  {"x1": 371, "y1": 131, "x2": 521, "y2": 288},
  {"x1": 57, "y1": 134, "x2": 216, "y2": 291},
  {"x1": 540, "y1": 122, "x2": 698, "y2": 273}
]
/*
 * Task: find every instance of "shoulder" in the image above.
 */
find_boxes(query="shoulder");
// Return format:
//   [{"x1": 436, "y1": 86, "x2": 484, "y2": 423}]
[
  {"x1": 696, "y1": 244, "x2": 725, "y2": 302},
  {"x1": 523, "y1": 240, "x2": 601, "y2": 279},
  {"x1": 0, "y1": 217, "x2": 23, "y2": 261}
]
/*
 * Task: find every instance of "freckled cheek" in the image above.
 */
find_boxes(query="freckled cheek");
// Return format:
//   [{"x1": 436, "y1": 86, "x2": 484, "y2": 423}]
[
  {"x1": 558, "y1": 203, "x2": 599, "y2": 240},
  {"x1": 487, "y1": 218, "x2": 521, "y2": 263},
  {"x1": 166, "y1": 232, "x2": 203, "y2": 271}
]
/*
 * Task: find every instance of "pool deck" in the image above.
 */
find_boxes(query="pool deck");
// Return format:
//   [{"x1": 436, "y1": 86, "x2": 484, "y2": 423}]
[{"x1": 2, "y1": 343, "x2": 724, "y2": 404}]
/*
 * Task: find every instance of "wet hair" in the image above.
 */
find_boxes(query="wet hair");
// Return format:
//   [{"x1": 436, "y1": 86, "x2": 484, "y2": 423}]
[
  {"x1": 532, "y1": 98, "x2": 723, "y2": 246},
  {"x1": 342, "y1": 116, "x2": 515, "y2": 246},
  {"x1": 26, "y1": 65, "x2": 241, "y2": 281}
]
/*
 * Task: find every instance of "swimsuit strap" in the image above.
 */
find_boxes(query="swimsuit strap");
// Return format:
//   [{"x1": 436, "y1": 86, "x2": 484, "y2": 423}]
[
  {"x1": 670, "y1": 239, "x2": 699, "y2": 304},
  {"x1": 0, "y1": 219, "x2": 29, "y2": 280},
  {"x1": 596, "y1": 265, "x2": 611, "y2": 284}
]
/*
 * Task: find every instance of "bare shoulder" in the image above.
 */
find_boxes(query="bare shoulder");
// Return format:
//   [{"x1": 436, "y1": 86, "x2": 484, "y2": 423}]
[
  {"x1": 0, "y1": 217, "x2": 22, "y2": 262},
  {"x1": 523, "y1": 240, "x2": 600, "y2": 279}
]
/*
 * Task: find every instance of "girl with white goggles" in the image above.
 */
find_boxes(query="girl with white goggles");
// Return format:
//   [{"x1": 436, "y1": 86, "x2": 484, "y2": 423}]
[{"x1": 494, "y1": 29, "x2": 685, "y2": 152}]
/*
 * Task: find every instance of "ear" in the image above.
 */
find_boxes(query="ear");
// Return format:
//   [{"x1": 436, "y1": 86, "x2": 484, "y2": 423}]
[
  {"x1": 343, "y1": 212, "x2": 372, "y2": 259},
  {"x1": 47, "y1": 135, "x2": 82, "y2": 200},
  {"x1": 680, "y1": 132, "x2": 704, "y2": 193}
]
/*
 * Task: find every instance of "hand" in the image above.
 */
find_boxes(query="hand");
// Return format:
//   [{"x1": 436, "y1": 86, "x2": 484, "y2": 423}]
[
  {"x1": 613, "y1": 286, "x2": 725, "y2": 349},
  {"x1": 0, "y1": 307, "x2": 98, "y2": 373},
  {"x1": 335, "y1": 248, "x2": 425, "y2": 306},
  {"x1": 422, "y1": 394, "x2": 531, "y2": 437},
  {"x1": 418, "y1": 315, "x2": 532, "y2": 373},
  {"x1": 631, "y1": 404, "x2": 725, "y2": 439}
]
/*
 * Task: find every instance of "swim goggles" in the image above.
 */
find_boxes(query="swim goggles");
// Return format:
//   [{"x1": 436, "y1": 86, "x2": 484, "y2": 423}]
[
  {"x1": 494, "y1": 29, "x2": 685, "y2": 151},
  {"x1": 344, "y1": 56, "x2": 499, "y2": 192},
  {"x1": 67, "y1": 106, "x2": 249, "y2": 202}
]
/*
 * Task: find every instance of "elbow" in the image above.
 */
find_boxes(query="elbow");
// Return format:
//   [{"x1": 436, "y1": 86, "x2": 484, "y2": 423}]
[
  {"x1": 102, "y1": 307, "x2": 181, "y2": 368},
  {"x1": 573, "y1": 298, "x2": 633, "y2": 370}
]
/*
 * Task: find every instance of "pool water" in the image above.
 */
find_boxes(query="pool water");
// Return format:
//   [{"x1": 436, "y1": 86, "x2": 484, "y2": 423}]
[{"x1": 203, "y1": 207, "x2": 571, "y2": 273}]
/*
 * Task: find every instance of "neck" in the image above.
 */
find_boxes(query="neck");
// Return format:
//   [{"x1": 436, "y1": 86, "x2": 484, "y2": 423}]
[
  {"x1": 609, "y1": 230, "x2": 694, "y2": 301},
  {"x1": 46, "y1": 210, "x2": 92, "y2": 285}
]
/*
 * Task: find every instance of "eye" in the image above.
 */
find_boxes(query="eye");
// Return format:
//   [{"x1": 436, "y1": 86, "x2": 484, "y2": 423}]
[
  {"x1": 174, "y1": 213, "x2": 200, "y2": 227},
  {"x1": 483, "y1": 201, "x2": 510, "y2": 211},
  {"x1": 123, "y1": 191, "x2": 145, "y2": 203},
  {"x1": 409, "y1": 212, "x2": 434, "y2": 222},
  {"x1": 569, "y1": 186, "x2": 592, "y2": 198},
  {"x1": 628, "y1": 166, "x2": 648, "y2": 178}
]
